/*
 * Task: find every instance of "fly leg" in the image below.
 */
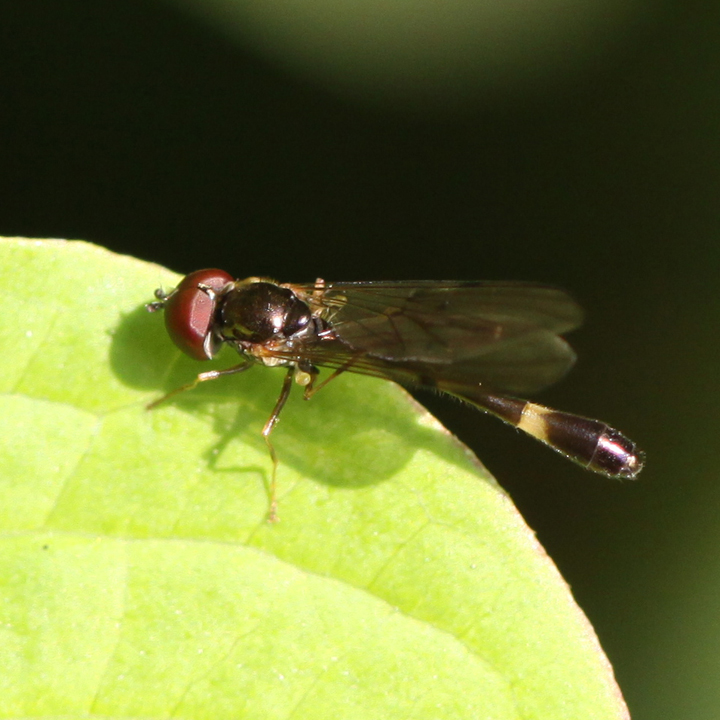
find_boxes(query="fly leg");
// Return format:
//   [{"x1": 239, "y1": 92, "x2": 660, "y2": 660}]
[
  {"x1": 147, "y1": 362, "x2": 253, "y2": 410},
  {"x1": 300, "y1": 355, "x2": 360, "y2": 400},
  {"x1": 262, "y1": 366, "x2": 295, "y2": 523},
  {"x1": 308, "y1": 277, "x2": 326, "y2": 309}
]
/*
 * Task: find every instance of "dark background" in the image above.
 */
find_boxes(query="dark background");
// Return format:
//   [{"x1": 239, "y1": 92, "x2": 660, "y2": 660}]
[{"x1": 3, "y1": 1, "x2": 720, "y2": 717}]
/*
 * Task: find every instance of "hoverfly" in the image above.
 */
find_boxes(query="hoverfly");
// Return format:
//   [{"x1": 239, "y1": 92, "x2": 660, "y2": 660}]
[{"x1": 147, "y1": 270, "x2": 644, "y2": 521}]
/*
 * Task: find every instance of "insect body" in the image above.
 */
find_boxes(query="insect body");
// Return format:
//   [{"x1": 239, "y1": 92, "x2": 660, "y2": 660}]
[{"x1": 147, "y1": 270, "x2": 644, "y2": 520}]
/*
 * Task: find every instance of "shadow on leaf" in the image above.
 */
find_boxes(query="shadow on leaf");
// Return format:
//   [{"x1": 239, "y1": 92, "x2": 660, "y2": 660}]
[{"x1": 109, "y1": 301, "x2": 489, "y2": 494}]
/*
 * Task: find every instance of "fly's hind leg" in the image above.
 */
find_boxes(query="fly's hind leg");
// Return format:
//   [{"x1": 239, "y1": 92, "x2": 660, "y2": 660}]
[{"x1": 298, "y1": 355, "x2": 360, "y2": 400}]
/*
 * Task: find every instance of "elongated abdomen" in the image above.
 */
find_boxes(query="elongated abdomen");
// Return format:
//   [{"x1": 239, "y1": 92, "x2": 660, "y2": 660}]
[{"x1": 438, "y1": 382, "x2": 644, "y2": 479}]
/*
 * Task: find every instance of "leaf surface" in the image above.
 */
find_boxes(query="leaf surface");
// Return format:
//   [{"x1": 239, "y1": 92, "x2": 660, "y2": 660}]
[{"x1": 0, "y1": 238, "x2": 628, "y2": 719}]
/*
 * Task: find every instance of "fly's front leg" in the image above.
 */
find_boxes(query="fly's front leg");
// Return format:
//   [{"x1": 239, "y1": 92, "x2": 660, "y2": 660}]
[
  {"x1": 262, "y1": 366, "x2": 295, "y2": 523},
  {"x1": 147, "y1": 362, "x2": 253, "y2": 410}
]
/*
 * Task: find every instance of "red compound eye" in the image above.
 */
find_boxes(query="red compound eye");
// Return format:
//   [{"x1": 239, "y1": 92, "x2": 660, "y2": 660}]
[{"x1": 163, "y1": 269, "x2": 233, "y2": 360}]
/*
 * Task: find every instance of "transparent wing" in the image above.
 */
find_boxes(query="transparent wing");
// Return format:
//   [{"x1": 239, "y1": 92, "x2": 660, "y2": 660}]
[
  {"x1": 310, "y1": 281, "x2": 581, "y2": 361},
  {"x1": 280, "y1": 281, "x2": 583, "y2": 395}
]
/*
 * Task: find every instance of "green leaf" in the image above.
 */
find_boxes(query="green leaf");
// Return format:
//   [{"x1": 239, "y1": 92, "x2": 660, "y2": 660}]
[{"x1": 0, "y1": 237, "x2": 628, "y2": 719}]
